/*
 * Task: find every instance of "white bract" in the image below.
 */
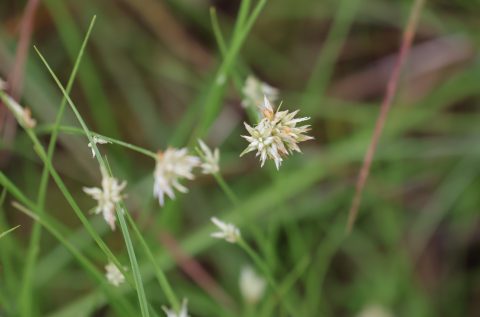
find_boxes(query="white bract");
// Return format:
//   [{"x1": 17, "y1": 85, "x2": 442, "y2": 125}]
[
  {"x1": 197, "y1": 139, "x2": 220, "y2": 174},
  {"x1": 241, "y1": 96, "x2": 313, "y2": 170},
  {"x1": 242, "y1": 76, "x2": 278, "y2": 112},
  {"x1": 153, "y1": 148, "x2": 200, "y2": 206},
  {"x1": 239, "y1": 266, "x2": 266, "y2": 304},
  {"x1": 105, "y1": 262, "x2": 125, "y2": 287},
  {"x1": 83, "y1": 171, "x2": 126, "y2": 230},
  {"x1": 88, "y1": 135, "x2": 112, "y2": 158},
  {"x1": 1, "y1": 92, "x2": 36, "y2": 129},
  {"x1": 162, "y1": 298, "x2": 190, "y2": 317},
  {"x1": 210, "y1": 217, "x2": 241, "y2": 243}
]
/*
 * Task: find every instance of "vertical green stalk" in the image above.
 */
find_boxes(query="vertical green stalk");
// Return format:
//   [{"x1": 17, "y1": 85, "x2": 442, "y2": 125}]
[
  {"x1": 34, "y1": 26, "x2": 154, "y2": 315},
  {"x1": 18, "y1": 16, "x2": 96, "y2": 317}
]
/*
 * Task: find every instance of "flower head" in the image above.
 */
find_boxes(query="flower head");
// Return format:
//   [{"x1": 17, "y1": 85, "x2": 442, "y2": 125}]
[
  {"x1": 239, "y1": 266, "x2": 266, "y2": 304},
  {"x1": 153, "y1": 148, "x2": 200, "y2": 206},
  {"x1": 105, "y1": 262, "x2": 125, "y2": 287},
  {"x1": 197, "y1": 139, "x2": 220, "y2": 174},
  {"x1": 242, "y1": 76, "x2": 278, "y2": 113},
  {"x1": 83, "y1": 171, "x2": 127, "y2": 230},
  {"x1": 1, "y1": 93, "x2": 36, "y2": 129},
  {"x1": 88, "y1": 135, "x2": 112, "y2": 158},
  {"x1": 241, "y1": 96, "x2": 313, "y2": 169},
  {"x1": 162, "y1": 298, "x2": 190, "y2": 317},
  {"x1": 210, "y1": 217, "x2": 241, "y2": 243}
]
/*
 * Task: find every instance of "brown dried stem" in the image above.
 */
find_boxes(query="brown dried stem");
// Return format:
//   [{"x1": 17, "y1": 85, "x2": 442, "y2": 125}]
[{"x1": 346, "y1": 0, "x2": 426, "y2": 233}]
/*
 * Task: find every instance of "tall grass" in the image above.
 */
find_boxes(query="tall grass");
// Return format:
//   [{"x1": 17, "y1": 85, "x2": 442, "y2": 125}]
[{"x1": 0, "y1": 0, "x2": 479, "y2": 316}]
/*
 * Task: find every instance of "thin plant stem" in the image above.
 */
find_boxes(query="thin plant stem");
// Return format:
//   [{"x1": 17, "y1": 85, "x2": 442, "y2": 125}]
[
  {"x1": 18, "y1": 15, "x2": 95, "y2": 316},
  {"x1": 346, "y1": 0, "x2": 427, "y2": 233}
]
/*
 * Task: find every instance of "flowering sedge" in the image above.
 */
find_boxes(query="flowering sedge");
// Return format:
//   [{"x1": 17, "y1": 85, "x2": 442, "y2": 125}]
[
  {"x1": 197, "y1": 139, "x2": 220, "y2": 174},
  {"x1": 242, "y1": 75, "x2": 279, "y2": 112},
  {"x1": 239, "y1": 266, "x2": 266, "y2": 305},
  {"x1": 105, "y1": 262, "x2": 125, "y2": 287},
  {"x1": 241, "y1": 96, "x2": 313, "y2": 170},
  {"x1": 210, "y1": 217, "x2": 241, "y2": 243},
  {"x1": 153, "y1": 148, "x2": 200, "y2": 206},
  {"x1": 83, "y1": 169, "x2": 127, "y2": 230}
]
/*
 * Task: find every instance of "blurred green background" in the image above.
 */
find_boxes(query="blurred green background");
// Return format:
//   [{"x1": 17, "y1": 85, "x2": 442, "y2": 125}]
[{"x1": 0, "y1": 0, "x2": 479, "y2": 316}]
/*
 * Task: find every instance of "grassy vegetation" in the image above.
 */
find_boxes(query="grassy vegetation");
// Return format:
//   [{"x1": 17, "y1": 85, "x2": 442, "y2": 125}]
[{"x1": 0, "y1": 0, "x2": 479, "y2": 316}]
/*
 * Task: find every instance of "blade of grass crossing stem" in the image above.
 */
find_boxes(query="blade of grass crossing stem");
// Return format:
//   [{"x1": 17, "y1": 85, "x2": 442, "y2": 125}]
[
  {"x1": 192, "y1": 0, "x2": 267, "y2": 141},
  {"x1": 18, "y1": 16, "x2": 96, "y2": 317},
  {"x1": 116, "y1": 206, "x2": 150, "y2": 317},
  {"x1": 346, "y1": 0, "x2": 426, "y2": 233},
  {"x1": 301, "y1": 0, "x2": 360, "y2": 110},
  {"x1": 124, "y1": 209, "x2": 180, "y2": 311}
]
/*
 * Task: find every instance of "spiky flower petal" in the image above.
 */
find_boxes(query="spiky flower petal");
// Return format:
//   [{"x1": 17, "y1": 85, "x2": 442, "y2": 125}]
[
  {"x1": 210, "y1": 217, "x2": 241, "y2": 243},
  {"x1": 197, "y1": 139, "x2": 220, "y2": 174},
  {"x1": 83, "y1": 171, "x2": 126, "y2": 230},
  {"x1": 153, "y1": 148, "x2": 200, "y2": 206}
]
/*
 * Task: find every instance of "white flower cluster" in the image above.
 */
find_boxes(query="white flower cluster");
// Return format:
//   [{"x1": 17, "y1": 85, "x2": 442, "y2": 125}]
[
  {"x1": 241, "y1": 96, "x2": 313, "y2": 169},
  {"x1": 83, "y1": 171, "x2": 127, "y2": 230},
  {"x1": 210, "y1": 217, "x2": 241, "y2": 243},
  {"x1": 242, "y1": 76, "x2": 279, "y2": 112},
  {"x1": 105, "y1": 262, "x2": 125, "y2": 287},
  {"x1": 239, "y1": 266, "x2": 266, "y2": 304},
  {"x1": 153, "y1": 140, "x2": 220, "y2": 206}
]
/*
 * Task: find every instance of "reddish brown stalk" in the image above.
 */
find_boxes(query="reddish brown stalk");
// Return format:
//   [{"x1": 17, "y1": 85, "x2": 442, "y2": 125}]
[
  {"x1": 0, "y1": 0, "x2": 40, "y2": 165},
  {"x1": 346, "y1": 0, "x2": 426, "y2": 233},
  {"x1": 8, "y1": 0, "x2": 40, "y2": 99},
  {"x1": 159, "y1": 231, "x2": 236, "y2": 309}
]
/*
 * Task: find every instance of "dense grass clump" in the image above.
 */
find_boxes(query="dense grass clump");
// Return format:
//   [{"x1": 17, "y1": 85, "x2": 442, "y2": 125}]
[{"x1": 0, "y1": 0, "x2": 479, "y2": 316}]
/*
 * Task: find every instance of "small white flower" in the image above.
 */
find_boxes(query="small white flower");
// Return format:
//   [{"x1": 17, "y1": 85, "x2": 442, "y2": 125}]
[
  {"x1": 239, "y1": 266, "x2": 266, "y2": 305},
  {"x1": 241, "y1": 95, "x2": 313, "y2": 170},
  {"x1": 197, "y1": 139, "x2": 220, "y2": 174},
  {"x1": 210, "y1": 217, "x2": 241, "y2": 243},
  {"x1": 88, "y1": 135, "x2": 112, "y2": 158},
  {"x1": 83, "y1": 171, "x2": 127, "y2": 230},
  {"x1": 1, "y1": 93, "x2": 36, "y2": 129},
  {"x1": 105, "y1": 262, "x2": 125, "y2": 287},
  {"x1": 162, "y1": 298, "x2": 190, "y2": 317},
  {"x1": 242, "y1": 76, "x2": 278, "y2": 113},
  {"x1": 153, "y1": 148, "x2": 200, "y2": 206}
]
